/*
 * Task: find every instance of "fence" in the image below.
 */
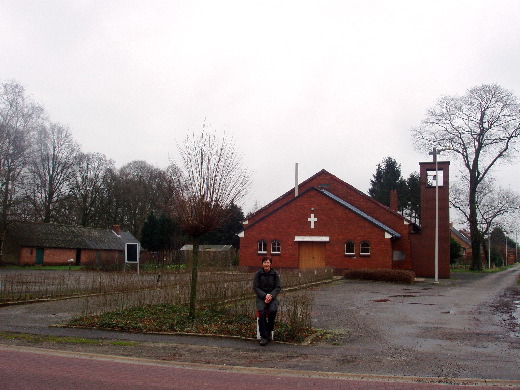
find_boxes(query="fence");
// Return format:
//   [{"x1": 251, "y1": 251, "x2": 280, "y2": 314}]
[{"x1": 0, "y1": 267, "x2": 334, "y2": 318}]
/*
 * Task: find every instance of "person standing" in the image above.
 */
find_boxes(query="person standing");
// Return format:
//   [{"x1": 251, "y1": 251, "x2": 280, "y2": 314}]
[{"x1": 253, "y1": 256, "x2": 281, "y2": 346}]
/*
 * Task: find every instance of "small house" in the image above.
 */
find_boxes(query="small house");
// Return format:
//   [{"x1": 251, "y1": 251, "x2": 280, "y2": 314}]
[{"x1": 2, "y1": 222, "x2": 139, "y2": 266}]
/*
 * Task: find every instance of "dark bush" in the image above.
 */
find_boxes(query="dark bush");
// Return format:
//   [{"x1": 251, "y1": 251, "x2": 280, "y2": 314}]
[{"x1": 343, "y1": 269, "x2": 415, "y2": 284}]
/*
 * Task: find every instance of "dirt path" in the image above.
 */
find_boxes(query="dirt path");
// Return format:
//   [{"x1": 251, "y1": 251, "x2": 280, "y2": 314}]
[{"x1": 0, "y1": 266, "x2": 519, "y2": 382}]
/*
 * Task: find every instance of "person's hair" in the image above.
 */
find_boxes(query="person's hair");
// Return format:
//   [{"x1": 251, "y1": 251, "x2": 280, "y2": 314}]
[{"x1": 261, "y1": 256, "x2": 272, "y2": 263}]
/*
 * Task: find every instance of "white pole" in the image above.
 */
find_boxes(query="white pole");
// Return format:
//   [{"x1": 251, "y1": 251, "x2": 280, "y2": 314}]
[
  {"x1": 505, "y1": 234, "x2": 508, "y2": 266},
  {"x1": 434, "y1": 148, "x2": 439, "y2": 284},
  {"x1": 488, "y1": 234, "x2": 491, "y2": 269}
]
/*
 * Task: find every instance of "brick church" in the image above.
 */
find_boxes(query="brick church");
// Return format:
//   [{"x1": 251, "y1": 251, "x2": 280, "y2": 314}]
[{"x1": 239, "y1": 160, "x2": 450, "y2": 279}]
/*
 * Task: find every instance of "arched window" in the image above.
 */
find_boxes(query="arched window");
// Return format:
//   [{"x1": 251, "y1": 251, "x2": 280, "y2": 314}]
[
  {"x1": 258, "y1": 239, "x2": 267, "y2": 254},
  {"x1": 345, "y1": 240, "x2": 355, "y2": 255},
  {"x1": 360, "y1": 241, "x2": 370, "y2": 255},
  {"x1": 271, "y1": 240, "x2": 281, "y2": 254}
]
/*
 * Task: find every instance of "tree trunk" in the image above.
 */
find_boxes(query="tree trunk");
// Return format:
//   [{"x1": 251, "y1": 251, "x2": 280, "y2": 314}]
[
  {"x1": 469, "y1": 179, "x2": 482, "y2": 271},
  {"x1": 188, "y1": 239, "x2": 200, "y2": 318}
]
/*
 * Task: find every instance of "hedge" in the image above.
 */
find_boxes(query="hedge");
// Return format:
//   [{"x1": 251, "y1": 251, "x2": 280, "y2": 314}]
[{"x1": 343, "y1": 269, "x2": 416, "y2": 284}]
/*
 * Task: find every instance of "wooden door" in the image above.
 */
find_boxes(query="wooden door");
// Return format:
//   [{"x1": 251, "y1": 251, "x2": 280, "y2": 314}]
[{"x1": 298, "y1": 242, "x2": 326, "y2": 269}]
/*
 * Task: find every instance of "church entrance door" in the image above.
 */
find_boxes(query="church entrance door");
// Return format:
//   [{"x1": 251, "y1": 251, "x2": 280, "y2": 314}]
[{"x1": 298, "y1": 242, "x2": 326, "y2": 269}]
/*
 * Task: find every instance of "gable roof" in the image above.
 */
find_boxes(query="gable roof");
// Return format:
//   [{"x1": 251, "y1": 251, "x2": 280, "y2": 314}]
[
  {"x1": 248, "y1": 169, "x2": 411, "y2": 224},
  {"x1": 450, "y1": 226, "x2": 471, "y2": 246},
  {"x1": 242, "y1": 187, "x2": 401, "y2": 238},
  {"x1": 321, "y1": 189, "x2": 401, "y2": 238},
  {"x1": 6, "y1": 222, "x2": 139, "y2": 250}
]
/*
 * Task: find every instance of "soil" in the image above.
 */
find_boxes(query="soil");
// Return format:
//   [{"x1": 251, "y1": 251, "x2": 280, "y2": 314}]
[{"x1": 1, "y1": 266, "x2": 519, "y2": 382}]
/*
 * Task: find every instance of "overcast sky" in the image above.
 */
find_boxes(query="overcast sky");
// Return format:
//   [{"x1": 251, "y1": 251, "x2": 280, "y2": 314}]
[{"x1": 2, "y1": 0, "x2": 519, "y2": 214}]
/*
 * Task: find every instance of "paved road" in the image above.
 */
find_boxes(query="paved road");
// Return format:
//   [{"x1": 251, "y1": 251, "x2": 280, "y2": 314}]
[{"x1": 0, "y1": 346, "x2": 516, "y2": 390}]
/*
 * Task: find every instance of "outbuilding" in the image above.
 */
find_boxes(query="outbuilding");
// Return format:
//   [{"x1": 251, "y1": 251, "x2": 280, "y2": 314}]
[{"x1": 2, "y1": 222, "x2": 139, "y2": 267}]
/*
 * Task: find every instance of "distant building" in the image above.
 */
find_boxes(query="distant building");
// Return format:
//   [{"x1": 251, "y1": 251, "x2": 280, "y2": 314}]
[
  {"x1": 450, "y1": 225, "x2": 472, "y2": 264},
  {"x1": 2, "y1": 222, "x2": 139, "y2": 266},
  {"x1": 180, "y1": 244, "x2": 234, "y2": 252}
]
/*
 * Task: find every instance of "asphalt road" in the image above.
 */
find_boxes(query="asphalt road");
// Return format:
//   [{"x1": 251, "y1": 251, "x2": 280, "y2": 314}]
[{"x1": 0, "y1": 265, "x2": 519, "y2": 388}]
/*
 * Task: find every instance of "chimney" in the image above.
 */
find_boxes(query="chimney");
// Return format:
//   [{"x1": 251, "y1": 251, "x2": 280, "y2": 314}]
[
  {"x1": 390, "y1": 190, "x2": 398, "y2": 212},
  {"x1": 112, "y1": 225, "x2": 121, "y2": 236},
  {"x1": 295, "y1": 163, "x2": 299, "y2": 197}
]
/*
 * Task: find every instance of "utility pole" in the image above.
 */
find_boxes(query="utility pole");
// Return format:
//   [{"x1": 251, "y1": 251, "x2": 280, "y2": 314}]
[{"x1": 428, "y1": 147, "x2": 444, "y2": 284}]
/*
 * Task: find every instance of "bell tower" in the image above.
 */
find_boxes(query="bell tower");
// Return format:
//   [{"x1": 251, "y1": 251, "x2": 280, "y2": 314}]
[{"x1": 412, "y1": 160, "x2": 451, "y2": 279}]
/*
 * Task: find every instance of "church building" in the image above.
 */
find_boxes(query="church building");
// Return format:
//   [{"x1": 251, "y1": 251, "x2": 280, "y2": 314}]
[{"x1": 239, "y1": 161, "x2": 450, "y2": 279}]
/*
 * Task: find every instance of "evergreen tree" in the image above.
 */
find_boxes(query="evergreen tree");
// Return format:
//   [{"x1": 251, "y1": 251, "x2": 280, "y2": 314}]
[
  {"x1": 200, "y1": 203, "x2": 244, "y2": 248},
  {"x1": 141, "y1": 213, "x2": 180, "y2": 251},
  {"x1": 368, "y1": 157, "x2": 403, "y2": 206},
  {"x1": 368, "y1": 157, "x2": 420, "y2": 222}
]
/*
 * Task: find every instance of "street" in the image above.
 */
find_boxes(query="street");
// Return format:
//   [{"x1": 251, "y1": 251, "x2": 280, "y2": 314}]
[{"x1": 0, "y1": 346, "x2": 516, "y2": 390}]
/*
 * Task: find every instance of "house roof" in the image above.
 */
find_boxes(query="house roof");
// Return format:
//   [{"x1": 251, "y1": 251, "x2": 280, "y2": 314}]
[
  {"x1": 450, "y1": 226, "x2": 471, "y2": 246},
  {"x1": 241, "y1": 187, "x2": 401, "y2": 238},
  {"x1": 6, "y1": 222, "x2": 139, "y2": 250}
]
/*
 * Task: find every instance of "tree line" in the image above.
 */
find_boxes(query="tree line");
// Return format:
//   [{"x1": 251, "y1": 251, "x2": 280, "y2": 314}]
[{"x1": 0, "y1": 80, "x2": 246, "y2": 256}]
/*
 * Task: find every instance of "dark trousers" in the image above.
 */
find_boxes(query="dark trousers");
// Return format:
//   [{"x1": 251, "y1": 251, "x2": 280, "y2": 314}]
[{"x1": 258, "y1": 302, "x2": 277, "y2": 340}]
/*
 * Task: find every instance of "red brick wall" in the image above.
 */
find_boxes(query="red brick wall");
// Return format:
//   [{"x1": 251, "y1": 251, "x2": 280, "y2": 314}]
[
  {"x1": 18, "y1": 247, "x2": 125, "y2": 266},
  {"x1": 240, "y1": 188, "x2": 407, "y2": 271}
]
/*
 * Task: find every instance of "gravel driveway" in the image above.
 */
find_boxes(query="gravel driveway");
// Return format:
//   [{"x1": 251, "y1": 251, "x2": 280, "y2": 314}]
[{"x1": 1, "y1": 265, "x2": 519, "y2": 383}]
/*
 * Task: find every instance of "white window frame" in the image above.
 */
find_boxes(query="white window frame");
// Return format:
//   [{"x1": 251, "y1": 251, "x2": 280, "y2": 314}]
[
  {"x1": 271, "y1": 240, "x2": 281, "y2": 254},
  {"x1": 360, "y1": 241, "x2": 371, "y2": 256},
  {"x1": 257, "y1": 239, "x2": 267, "y2": 254},
  {"x1": 345, "y1": 240, "x2": 355, "y2": 255}
]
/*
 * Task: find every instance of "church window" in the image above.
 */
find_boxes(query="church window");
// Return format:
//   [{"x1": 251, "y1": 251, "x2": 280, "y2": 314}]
[
  {"x1": 360, "y1": 241, "x2": 370, "y2": 255},
  {"x1": 271, "y1": 240, "x2": 281, "y2": 254},
  {"x1": 345, "y1": 240, "x2": 355, "y2": 255},
  {"x1": 258, "y1": 239, "x2": 267, "y2": 254}
]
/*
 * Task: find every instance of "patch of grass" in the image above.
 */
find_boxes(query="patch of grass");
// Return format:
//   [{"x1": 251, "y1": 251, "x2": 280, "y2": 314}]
[
  {"x1": 451, "y1": 265, "x2": 515, "y2": 273},
  {"x1": 0, "y1": 331, "x2": 99, "y2": 344},
  {"x1": 0, "y1": 331, "x2": 139, "y2": 347},
  {"x1": 68, "y1": 304, "x2": 316, "y2": 343},
  {"x1": 108, "y1": 341, "x2": 139, "y2": 346},
  {"x1": 0, "y1": 265, "x2": 84, "y2": 270}
]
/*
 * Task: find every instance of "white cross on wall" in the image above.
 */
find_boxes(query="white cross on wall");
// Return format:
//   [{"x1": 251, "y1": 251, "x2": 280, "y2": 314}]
[{"x1": 308, "y1": 213, "x2": 317, "y2": 228}]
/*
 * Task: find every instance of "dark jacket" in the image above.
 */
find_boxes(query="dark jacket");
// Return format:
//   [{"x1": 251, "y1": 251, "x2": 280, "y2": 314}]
[{"x1": 253, "y1": 268, "x2": 281, "y2": 311}]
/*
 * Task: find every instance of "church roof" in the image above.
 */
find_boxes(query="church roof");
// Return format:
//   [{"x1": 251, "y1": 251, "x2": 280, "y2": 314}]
[
  {"x1": 242, "y1": 187, "x2": 401, "y2": 238},
  {"x1": 321, "y1": 189, "x2": 401, "y2": 238}
]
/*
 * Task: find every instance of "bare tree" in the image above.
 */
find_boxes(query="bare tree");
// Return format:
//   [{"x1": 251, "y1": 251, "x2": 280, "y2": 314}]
[
  {"x1": 167, "y1": 128, "x2": 251, "y2": 317},
  {"x1": 25, "y1": 122, "x2": 79, "y2": 223},
  {"x1": 0, "y1": 81, "x2": 44, "y2": 229},
  {"x1": 70, "y1": 152, "x2": 115, "y2": 227},
  {"x1": 451, "y1": 177, "x2": 520, "y2": 264},
  {"x1": 412, "y1": 84, "x2": 520, "y2": 270},
  {"x1": 115, "y1": 160, "x2": 168, "y2": 237}
]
